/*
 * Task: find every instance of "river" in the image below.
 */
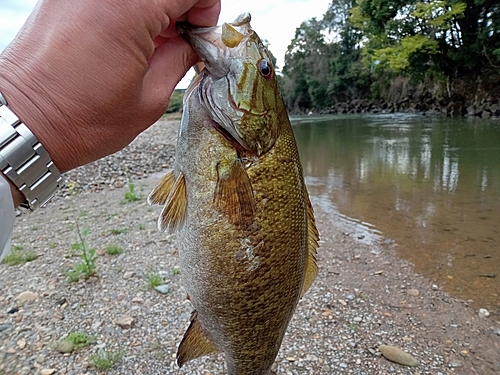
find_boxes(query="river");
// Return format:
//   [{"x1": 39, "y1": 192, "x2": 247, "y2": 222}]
[{"x1": 292, "y1": 113, "x2": 500, "y2": 312}]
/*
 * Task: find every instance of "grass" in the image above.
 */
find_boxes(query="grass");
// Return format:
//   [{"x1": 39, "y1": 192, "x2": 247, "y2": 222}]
[
  {"x1": 146, "y1": 273, "x2": 163, "y2": 288},
  {"x1": 67, "y1": 224, "x2": 97, "y2": 282},
  {"x1": 121, "y1": 182, "x2": 142, "y2": 204},
  {"x1": 110, "y1": 228, "x2": 128, "y2": 235},
  {"x1": 64, "y1": 331, "x2": 94, "y2": 349},
  {"x1": 89, "y1": 350, "x2": 123, "y2": 371},
  {"x1": 2, "y1": 245, "x2": 38, "y2": 266},
  {"x1": 105, "y1": 244, "x2": 124, "y2": 255}
]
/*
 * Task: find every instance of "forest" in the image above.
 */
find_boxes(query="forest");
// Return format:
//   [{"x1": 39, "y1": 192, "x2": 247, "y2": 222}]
[{"x1": 279, "y1": 0, "x2": 500, "y2": 116}]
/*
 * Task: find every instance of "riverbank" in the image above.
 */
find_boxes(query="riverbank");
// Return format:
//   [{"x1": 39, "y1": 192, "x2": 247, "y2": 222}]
[
  {"x1": 1, "y1": 118, "x2": 499, "y2": 374},
  {"x1": 294, "y1": 98, "x2": 500, "y2": 120}
]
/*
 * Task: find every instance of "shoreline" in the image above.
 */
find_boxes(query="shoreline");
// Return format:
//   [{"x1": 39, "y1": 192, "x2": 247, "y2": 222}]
[{"x1": 1, "y1": 119, "x2": 499, "y2": 374}]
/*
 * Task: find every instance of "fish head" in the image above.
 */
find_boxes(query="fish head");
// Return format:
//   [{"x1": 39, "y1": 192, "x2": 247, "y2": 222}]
[{"x1": 177, "y1": 13, "x2": 280, "y2": 156}]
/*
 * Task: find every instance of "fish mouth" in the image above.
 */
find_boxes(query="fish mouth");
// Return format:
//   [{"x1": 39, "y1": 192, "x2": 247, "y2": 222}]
[{"x1": 176, "y1": 13, "x2": 252, "y2": 79}]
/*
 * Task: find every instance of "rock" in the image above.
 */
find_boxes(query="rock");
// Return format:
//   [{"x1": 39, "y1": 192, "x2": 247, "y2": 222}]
[
  {"x1": 132, "y1": 296, "x2": 144, "y2": 304},
  {"x1": 448, "y1": 360, "x2": 463, "y2": 368},
  {"x1": 379, "y1": 345, "x2": 419, "y2": 367},
  {"x1": 116, "y1": 315, "x2": 135, "y2": 329},
  {"x1": 407, "y1": 289, "x2": 420, "y2": 296},
  {"x1": 6, "y1": 306, "x2": 19, "y2": 314},
  {"x1": 123, "y1": 271, "x2": 135, "y2": 279},
  {"x1": 40, "y1": 369, "x2": 57, "y2": 375},
  {"x1": 55, "y1": 340, "x2": 74, "y2": 353},
  {"x1": 17, "y1": 339, "x2": 26, "y2": 349},
  {"x1": 154, "y1": 285, "x2": 170, "y2": 294},
  {"x1": 16, "y1": 291, "x2": 38, "y2": 302},
  {"x1": 0, "y1": 324, "x2": 12, "y2": 332},
  {"x1": 478, "y1": 308, "x2": 490, "y2": 318}
]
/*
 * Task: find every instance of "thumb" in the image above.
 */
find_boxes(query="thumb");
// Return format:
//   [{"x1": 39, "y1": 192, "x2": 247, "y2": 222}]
[{"x1": 140, "y1": 36, "x2": 198, "y2": 123}]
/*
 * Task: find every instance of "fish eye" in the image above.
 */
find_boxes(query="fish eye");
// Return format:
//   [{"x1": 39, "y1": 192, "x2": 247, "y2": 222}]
[{"x1": 258, "y1": 59, "x2": 272, "y2": 80}]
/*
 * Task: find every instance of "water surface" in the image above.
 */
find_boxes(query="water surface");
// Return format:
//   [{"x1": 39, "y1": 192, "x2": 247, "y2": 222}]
[{"x1": 293, "y1": 114, "x2": 500, "y2": 311}]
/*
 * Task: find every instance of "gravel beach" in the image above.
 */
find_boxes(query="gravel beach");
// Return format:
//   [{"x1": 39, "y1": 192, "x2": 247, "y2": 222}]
[{"x1": 1, "y1": 118, "x2": 499, "y2": 375}]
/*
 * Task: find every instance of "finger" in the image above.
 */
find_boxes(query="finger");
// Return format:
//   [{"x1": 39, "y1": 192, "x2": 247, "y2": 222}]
[
  {"x1": 140, "y1": 37, "x2": 198, "y2": 122},
  {"x1": 187, "y1": 1, "x2": 221, "y2": 26}
]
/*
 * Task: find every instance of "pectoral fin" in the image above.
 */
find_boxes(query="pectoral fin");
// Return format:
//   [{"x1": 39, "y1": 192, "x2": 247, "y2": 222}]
[
  {"x1": 214, "y1": 159, "x2": 256, "y2": 226},
  {"x1": 177, "y1": 311, "x2": 219, "y2": 367},
  {"x1": 148, "y1": 170, "x2": 176, "y2": 205},
  {"x1": 301, "y1": 194, "x2": 319, "y2": 296},
  {"x1": 157, "y1": 172, "x2": 187, "y2": 233}
]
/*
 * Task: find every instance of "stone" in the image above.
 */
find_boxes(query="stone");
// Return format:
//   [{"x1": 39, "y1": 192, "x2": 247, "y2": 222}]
[
  {"x1": 379, "y1": 345, "x2": 419, "y2": 367},
  {"x1": 407, "y1": 289, "x2": 420, "y2": 296},
  {"x1": 17, "y1": 339, "x2": 26, "y2": 349},
  {"x1": 40, "y1": 370, "x2": 57, "y2": 375},
  {"x1": 448, "y1": 360, "x2": 462, "y2": 368},
  {"x1": 55, "y1": 340, "x2": 74, "y2": 353},
  {"x1": 478, "y1": 308, "x2": 490, "y2": 318},
  {"x1": 116, "y1": 315, "x2": 135, "y2": 329},
  {"x1": 154, "y1": 285, "x2": 170, "y2": 294},
  {"x1": 132, "y1": 296, "x2": 144, "y2": 304},
  {"x1": 16, "y1": 291, "x2": 38, "y2": 302},
  {"x1": 123, "y1": 271, "x2": 135, "y2": 279}
]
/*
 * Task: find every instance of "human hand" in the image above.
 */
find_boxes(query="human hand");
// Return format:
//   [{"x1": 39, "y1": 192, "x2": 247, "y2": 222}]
[{"x1": 0, "y1": 0, "x2": 220, "y2": 179}]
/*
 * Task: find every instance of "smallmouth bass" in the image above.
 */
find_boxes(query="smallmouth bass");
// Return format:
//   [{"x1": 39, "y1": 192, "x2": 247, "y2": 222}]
[{"x1": 148, "y1": 13, "x2": 319, "y2": 375}]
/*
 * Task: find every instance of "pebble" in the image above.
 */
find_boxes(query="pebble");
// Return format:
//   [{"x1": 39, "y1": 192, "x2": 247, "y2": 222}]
[
  {"x1": 17, "y1": 339, "x2": 26, "y2": 349},
  {"x1": 154, "y1": 284, "x2": 170, "y2": 294},
  {"x1": 123, "y1": 271, "x2": 135, "y2": 279},
  {"x1": 55, "y1": 340, "x2": 74, "y2": 354},
  {"x1": 40, "y1": 370, "x2": 57, "y2": 375},
  {"x1": 116, "y1": 315, "x2": 135, "y2": 329},
  {"x1": 0, "y1": 324, "x2": 12, "y2": 332},
  {"x1": 448, "y1": 360, "x2": 463, "y2": 368},
  {"x1": 407, "y1": 288, "x2": 420, "y2": 296},
  {"x1": 379, "y1": 345, "x2": 419, "y2": 367},
  {"x1": 16, "y1": 291, "x2": 38, "y2": 302},
  {"x1": 478, "y1": 308, "x2": 490, "y2": 318}
]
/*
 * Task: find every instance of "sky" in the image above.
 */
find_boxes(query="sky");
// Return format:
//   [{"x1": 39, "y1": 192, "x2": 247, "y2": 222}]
[{"x1": 0, "y1": 0, "x2": 331, "y2": 88}]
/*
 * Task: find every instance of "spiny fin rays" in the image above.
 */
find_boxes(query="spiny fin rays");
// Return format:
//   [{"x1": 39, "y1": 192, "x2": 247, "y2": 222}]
[
  {"x1": 214, "y1": 159, "x2": 256, "y2": 227},
  {"x1": 177, "y1": 311, "x2": 219, "y2": 367},
  {"x1": 148, "y1": 170, "x2": 176, "y2": 206},
  {"x1": 149, "y1": 172, "x2": 187, "y2": 233},
  {"x1": 301, "y1": 193, "x2": 319, "y2": 297}
]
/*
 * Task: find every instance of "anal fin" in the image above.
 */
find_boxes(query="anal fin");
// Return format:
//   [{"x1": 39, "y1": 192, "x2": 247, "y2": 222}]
[
  {"x1": 148, "y1": 170, "x2": 176, "y2": 205},
  {"x1": 214, "y1": 159, "x2": 256, "y2": 226},
  {"x1": 158, "y1": 172, "x2": 187, "y2": 233},
  {"x1": 301, "y1": 193, "x2": 319, "y2": 297},
  {"x1": 177, "y1": 310, "x2": 218, "y2": 367}
]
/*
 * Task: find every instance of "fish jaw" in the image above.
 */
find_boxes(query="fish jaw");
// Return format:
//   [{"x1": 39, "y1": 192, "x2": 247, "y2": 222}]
[{"x1": 177, "y1": 13, "x2": 281, "y2": 157}]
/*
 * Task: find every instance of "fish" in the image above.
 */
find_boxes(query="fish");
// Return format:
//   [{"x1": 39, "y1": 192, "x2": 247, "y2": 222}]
[{"x1": 148, "y1": 13, "x2": 319, "y2": 375}]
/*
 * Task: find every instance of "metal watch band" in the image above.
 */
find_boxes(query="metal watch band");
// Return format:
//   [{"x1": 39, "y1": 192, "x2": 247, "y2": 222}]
[{"x1": 0, "y1": 92, "x2": 62, "y2": 211}]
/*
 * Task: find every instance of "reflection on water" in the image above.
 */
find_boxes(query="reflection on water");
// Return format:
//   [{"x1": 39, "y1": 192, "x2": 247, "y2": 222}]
[{"x1": 293, "y1": 114, "x2": 500, "y2": 311}]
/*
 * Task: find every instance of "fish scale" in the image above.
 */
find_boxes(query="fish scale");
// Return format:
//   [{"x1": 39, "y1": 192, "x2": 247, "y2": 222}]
[{"x1": 148, "y1": 13, "x2": 319, "y2": 375}]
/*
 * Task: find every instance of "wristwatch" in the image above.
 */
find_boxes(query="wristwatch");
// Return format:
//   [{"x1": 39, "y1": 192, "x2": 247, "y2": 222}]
[{"x1": 0, "y1": 92, "x2": 62, "y2": 211}]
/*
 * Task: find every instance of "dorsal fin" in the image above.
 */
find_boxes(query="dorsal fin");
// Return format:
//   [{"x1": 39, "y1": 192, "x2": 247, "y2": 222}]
[
  {"x1": 158, "y1": 172, "x2": 187, "y2": 233},
  {"x1": 214, "y1": 159, "x2": 256, "y2": 226},
  {"x1": 148, "y1": 170, "x2": 176, "y2": 205},
  {"x1": 177, "y1": 311, "x2": 219, "y2": 367},
  {"x1": 301, "y1": 193, "x2": 319, "y2": 296}
]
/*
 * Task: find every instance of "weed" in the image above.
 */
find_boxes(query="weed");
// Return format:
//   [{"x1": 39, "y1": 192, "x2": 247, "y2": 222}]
[
  {"x1": 171, "y1": 267, "x2": 181, "y2": 276},
  {"x1": 146, "y1": 273, "x2": 163, "y2": 288},
  {"x1": 105, "y1": 244, "x2": 124, "y2": 255},
  {"x1": 122, "y1": 182, "x2": 142, "y2": 203},
  {"x1": 89, "y1": 350, "x2": 123, "y2": 371},
  {"x1": 64, "y1": 331, "x2": 94, "y2": 349},
  {"x1": 67, "y1": 223, "x2": 97, "y2": 282},
  {"x1": 110, "y1": 228, "x2": 128, "y2": 235},
  {"x1": 348, "y1": 323, "x2": 358, "y2": 332},
  {"x1": 3, "y1": 245, "x2": 38, "y2": 266},
  {"x1": 138, "y1": 223, "x2": 145, "y2": 230}
]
